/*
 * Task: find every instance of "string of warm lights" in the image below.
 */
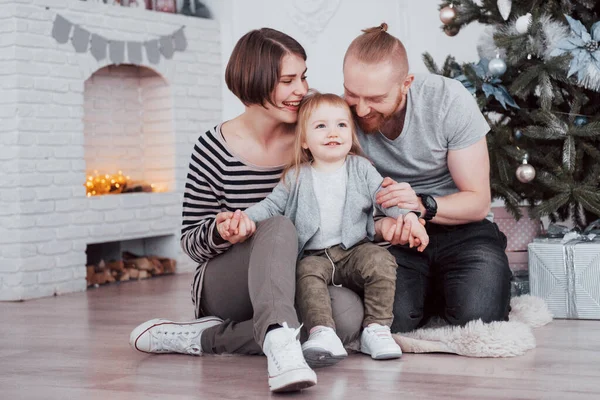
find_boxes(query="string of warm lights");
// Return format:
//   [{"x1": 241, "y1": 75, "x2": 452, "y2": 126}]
[{"x1": 84, "y1": 170, "x2": 158, "y2": 196}]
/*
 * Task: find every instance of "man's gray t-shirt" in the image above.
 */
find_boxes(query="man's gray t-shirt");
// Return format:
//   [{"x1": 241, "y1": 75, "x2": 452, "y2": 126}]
[{"x1": 357, "y1": 73, "x2": 490, "y2": 197}]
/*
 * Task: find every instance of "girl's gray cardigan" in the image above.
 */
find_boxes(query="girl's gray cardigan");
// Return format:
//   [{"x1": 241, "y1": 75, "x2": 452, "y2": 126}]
[{"x1": 244, "y1": 155, "x2": 419, "y2": 258}]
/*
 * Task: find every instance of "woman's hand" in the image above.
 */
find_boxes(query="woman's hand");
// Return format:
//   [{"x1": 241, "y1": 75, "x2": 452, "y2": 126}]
[
  {"x1": 376, "y1": 177, "x2": 421, "y2": 211},
  {"x1": 215, "y1": 210, "x2": 256, "y2": 244}
]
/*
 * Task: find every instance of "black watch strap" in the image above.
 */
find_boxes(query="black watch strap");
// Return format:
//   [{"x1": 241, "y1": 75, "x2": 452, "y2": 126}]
[{"x1": 417, "y1": 193, "x2": 437, "y2": 221}]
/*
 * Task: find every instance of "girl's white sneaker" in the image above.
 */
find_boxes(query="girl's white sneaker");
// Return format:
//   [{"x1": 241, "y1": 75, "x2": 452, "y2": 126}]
[
  {"x1": 360, "y1": 323, "x2": 402, "y2": 360},
  {"x1": 301, "y1": 326, "x2": 348, "y2": 368}
]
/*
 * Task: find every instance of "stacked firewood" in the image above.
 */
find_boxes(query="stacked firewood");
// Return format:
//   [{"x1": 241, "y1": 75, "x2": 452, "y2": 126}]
[{"x1": 86, "y1": 251, "x2": 176, "y2": 287}]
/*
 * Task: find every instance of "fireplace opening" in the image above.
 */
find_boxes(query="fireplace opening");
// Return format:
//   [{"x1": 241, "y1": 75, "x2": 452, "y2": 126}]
[
  {"x1": 86, "y1": 235, "x2": 178, "y2": 286},
  {"x1": 83, "y1": 64, "x2": 174, "y2": 196}
]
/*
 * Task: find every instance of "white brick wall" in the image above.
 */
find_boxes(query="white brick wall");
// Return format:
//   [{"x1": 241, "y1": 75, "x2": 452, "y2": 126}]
[{"x1": 0, "y1": 0, "x2": 221, "y2": 301}]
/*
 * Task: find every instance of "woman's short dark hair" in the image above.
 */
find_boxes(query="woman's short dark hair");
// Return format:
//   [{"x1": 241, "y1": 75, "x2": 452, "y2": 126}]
[{"x1": 225, "y1": 28, "x2": 307, "y2": 108}]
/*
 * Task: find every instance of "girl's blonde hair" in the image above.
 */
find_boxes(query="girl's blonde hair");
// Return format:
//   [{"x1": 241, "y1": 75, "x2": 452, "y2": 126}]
[{"x1": 282, "y1": 91, "x2": 363, "y2": 182}]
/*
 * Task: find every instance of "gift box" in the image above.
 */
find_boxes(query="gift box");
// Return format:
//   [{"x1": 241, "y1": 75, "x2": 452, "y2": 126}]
[
  {"x1": 492, "y1": 206, "x2": 541, "y2": 252},
  {"x1": 528, "y1": 237, "x2": 600, "y2": 319}
]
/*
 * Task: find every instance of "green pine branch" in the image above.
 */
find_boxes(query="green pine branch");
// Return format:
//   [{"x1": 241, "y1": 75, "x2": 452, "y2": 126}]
[
  {"x1": 571, "y1": 121, "x2": 600, "y2": 137},
  {"x1": 573, "y1": 188, "x2": 600, "y2": 216},
  {"x1": 562, "y1": 136, "x2": 576, "y2": 172},
  {"x1": 536, "y1": 170, "x2": 570, "y2": 192},
  {"x1": 523, "y1": 126, "x2": 563, "y2": 140},
  {"x1": 583, "y1": 165, "x2": 600, "y2": 186},
  {"x1": 532, "y1": 192, "x2": 572, "y2": 218},
  {"x1": 565, "y1": 203, "x2": 583, "y2": 228},
  {"x1": 442, "y1": 56, "x2": 461, "y2": 77},
  {"x1": 490, "y1": 182, "x2": 524, "y2": 220},
  {"x1": 422, "y1": 53, "x2": 439, "y2": 75},
  {"x1": 510, "y1": 67, "x2": 545, "y2": 99},
  {"x1": 581, "y1": 142, "x2": 600, "y2": 161},
  {"x1": 497, "y1": 156, "x2": 513, "y2": 183},
  {"x1": 568, "y1": 90, "x2": 587, "y2": 120}
]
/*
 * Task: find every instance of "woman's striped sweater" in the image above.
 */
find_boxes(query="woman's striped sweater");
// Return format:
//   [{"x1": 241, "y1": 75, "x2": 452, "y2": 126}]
[{"x1": 180, "y1": 124, "x2": 284, "y2": 312}]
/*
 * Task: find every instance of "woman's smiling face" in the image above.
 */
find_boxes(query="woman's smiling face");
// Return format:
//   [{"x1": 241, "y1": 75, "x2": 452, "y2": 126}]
[{"x1": 265, "y1": 54, "x2": 309, "y2": 124}]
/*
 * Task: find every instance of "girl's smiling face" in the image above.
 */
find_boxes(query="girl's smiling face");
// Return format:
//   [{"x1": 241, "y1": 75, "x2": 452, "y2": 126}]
[{"x1": 302, "y1": 103, "x2": 354, "y2": 167}]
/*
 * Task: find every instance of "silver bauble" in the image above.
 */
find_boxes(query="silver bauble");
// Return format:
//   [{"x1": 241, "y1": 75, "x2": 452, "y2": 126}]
[
  {"x1": 515, "y1": 13, "x2": 532, "y2": 34},
  {"x1": 514, "y1": 129, "x2": 523, "y2": 140},
  {"x1": 574, "y1": 116, "x2": 588, "y2": 126},
  {"x1": 516, "y1": 163, "x2": 536, "y2": 183},
  {"x1": 440, "y1": 6, "x2": 457, "y2": 24},
  {"x1": 488, "y1": 58, "x2": 507, "y2": 76}
]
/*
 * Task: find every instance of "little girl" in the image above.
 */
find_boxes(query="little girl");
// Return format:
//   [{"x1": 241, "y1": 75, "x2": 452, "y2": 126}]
[{"x1": 217, "y1": 92, "x2": 428, "y2": 367}]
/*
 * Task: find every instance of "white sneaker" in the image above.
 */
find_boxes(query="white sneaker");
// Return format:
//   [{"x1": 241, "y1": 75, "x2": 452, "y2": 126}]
[
  {"x1": 263, "y1": 323, "x2": 317, "y2": 393},
  {"x1": 360, "y1": 323, "x2": 402, "y2": 360},
  {"x1": 129, "y1": 317, "x2": 223, "y2": 355},
  {"x1": 302, "y1": 326, "x2": 348, "y2": 368}
]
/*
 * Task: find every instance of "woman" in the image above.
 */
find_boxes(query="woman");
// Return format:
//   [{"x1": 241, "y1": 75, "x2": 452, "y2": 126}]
[{"x1": 129, "y1": 28, "x2": 364, "y2": 393}]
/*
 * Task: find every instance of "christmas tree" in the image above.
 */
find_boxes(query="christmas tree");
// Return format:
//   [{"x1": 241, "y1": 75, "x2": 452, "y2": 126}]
[{"x1": 424, "y1": 0, "x2": 600, "y2": 228}]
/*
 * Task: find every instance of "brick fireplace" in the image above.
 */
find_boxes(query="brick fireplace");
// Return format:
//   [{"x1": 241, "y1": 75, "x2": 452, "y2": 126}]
[{"x1": 0, "y1": 0, "x2": 221, "y2": 300}]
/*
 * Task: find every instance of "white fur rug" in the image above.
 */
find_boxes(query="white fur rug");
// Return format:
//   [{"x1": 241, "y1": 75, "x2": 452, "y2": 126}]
[{"x1": 390, "y1": 295, "x2": 552, "y2": 358}]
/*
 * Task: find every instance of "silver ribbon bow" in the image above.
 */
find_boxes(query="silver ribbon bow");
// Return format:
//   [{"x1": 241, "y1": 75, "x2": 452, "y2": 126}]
[{"x1": 558, "y1": 219, "x2": 600, "y2": 318}]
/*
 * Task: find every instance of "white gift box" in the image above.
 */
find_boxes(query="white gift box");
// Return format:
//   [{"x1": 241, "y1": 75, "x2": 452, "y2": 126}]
[{"x1": 528, "y1": 238, "x2": 600, "y2": 319}]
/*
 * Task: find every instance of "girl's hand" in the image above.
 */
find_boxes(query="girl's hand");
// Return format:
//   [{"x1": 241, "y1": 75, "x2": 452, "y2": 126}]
[
  {"x1": 218, "y1": 210, "x2": 256, "y2": 244},
  {"x1": 216, "y1": 211, "x2": 234, "y2": 240},
  {"x1": 376, "y1": 216, "x2": 410, "y2": 245},
  {"x1": 403, "y1": 213, "x2": 429, "y2": 252},
  {"x1": 376, "y1": 177, "x2": 420, "y2": 211},
  {"x1": 375, "y1": 215, "x2": 427, "y2": 246}
]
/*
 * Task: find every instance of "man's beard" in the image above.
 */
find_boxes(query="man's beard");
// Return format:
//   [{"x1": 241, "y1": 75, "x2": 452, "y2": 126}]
[
  {"x1": 355, "y1": 112, "x2": 388, "y2": 133},
  {"x1": 353, "y1": 90, "x2": 404, "y2": 134}
]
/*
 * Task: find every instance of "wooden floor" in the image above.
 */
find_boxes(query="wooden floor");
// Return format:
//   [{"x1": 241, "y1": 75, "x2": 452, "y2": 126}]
[{"x1": 2, "y1": 274, "x2": 600, "y2": 400}]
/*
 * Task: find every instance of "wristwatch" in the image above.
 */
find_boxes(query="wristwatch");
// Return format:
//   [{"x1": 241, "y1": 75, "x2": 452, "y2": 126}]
[{"x1": 417, "y1": 194, "x2": 437, "y2": 221}]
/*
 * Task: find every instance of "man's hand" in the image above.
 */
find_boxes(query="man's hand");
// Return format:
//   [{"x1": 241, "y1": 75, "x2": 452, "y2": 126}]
[
  {"x1": 376, "y1": 177, "x2": 423, "y2": 213},
  {"x1": 215, "y1": 210, "x2": 256, "y2": 244}
]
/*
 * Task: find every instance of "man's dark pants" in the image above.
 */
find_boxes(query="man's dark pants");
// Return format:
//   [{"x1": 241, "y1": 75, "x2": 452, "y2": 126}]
[{"x1": 389, "y1": 219, "x2": 512, "y2": 333}]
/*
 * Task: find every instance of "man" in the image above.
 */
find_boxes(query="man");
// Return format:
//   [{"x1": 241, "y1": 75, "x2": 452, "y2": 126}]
[{"x1": 342, "y1": 23, "x2": 511, "y2": 333}]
